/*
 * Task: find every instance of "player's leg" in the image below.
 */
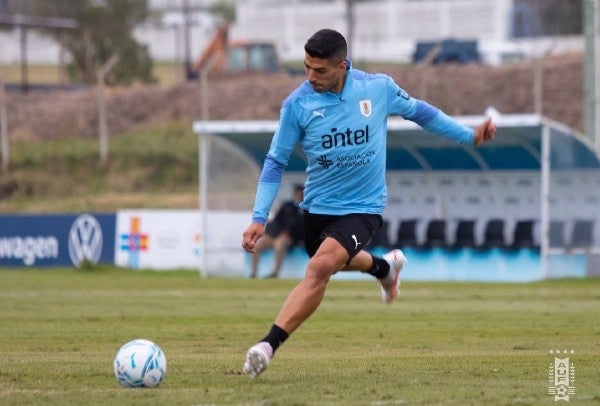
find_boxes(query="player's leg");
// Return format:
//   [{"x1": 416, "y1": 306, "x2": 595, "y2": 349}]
[
  {"x1": 342, "y1": 248, "x2": 406, "y2": 303},
  {"x1": 342, "y1": 249, "x2": 373, "y2": 271},
  {"x1": 339, "y1": 227, "x2": 407, "y2": 304},
  {"x1": 271, "y1": 213, "x2": 386, "y2": 333},
  {"x1": 273, "y1": 236, "x2": 347, "y2": 332},
  {"x1": 244, "y1": 236, "x2": 346, "y2": 378},
  {"x1": 244, "y1": 213, "x2": 356, "y2": 378},
  {"x1": 378, "y1": 249, "x2": 407, "y2": 303}
]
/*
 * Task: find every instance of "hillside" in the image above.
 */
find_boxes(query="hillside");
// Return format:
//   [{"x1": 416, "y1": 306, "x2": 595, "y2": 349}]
[
  {"x1": 0, "y1": 54, "x2": 587, "y2": 213},
  {"x1": 6, "y1": 53, "x2": 585, "y2": 141}
]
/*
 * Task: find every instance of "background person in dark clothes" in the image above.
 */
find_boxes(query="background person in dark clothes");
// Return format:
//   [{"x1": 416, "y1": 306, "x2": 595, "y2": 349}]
[{"x1": 250, "y1": 184, "x2": 304, "y2": 278}]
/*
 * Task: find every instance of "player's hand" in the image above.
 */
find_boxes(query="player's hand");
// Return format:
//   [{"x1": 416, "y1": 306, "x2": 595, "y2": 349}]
[
  {"x1": 242, "y1": 223, "x2": 265, "y2": 253},
  {"x1": 474, "y1": 117, "x2": 496, "y2": 147}
]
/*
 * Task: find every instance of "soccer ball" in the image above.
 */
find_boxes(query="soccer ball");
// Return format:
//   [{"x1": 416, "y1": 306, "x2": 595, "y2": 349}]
[{"x1": 113, "y1": 339, "x2": 167, "y2": 388}]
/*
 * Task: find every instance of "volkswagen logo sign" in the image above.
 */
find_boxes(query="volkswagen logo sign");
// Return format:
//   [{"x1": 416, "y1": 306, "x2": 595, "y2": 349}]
[{"x1": 68, "y1": 214, "x2": 103, "y2": 266}]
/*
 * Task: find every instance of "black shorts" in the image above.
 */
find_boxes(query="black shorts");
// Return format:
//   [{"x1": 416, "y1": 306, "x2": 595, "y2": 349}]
[{"x1": 303, "y1": 211, "x2": 382, "y2": 263}]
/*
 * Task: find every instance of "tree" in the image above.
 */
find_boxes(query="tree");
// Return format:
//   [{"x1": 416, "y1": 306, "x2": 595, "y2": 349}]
[
  {"x1": 208, "y1": 1, "x2": 235, "y2": 23},
  {"x1": 26, "y1": 0, "x2": 155, "y2": 85}
]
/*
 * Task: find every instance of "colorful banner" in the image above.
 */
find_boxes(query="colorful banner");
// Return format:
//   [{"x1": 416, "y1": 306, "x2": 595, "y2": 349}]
[{"x1": 114, "y1": 210, "x2": 248, "y2": 274}]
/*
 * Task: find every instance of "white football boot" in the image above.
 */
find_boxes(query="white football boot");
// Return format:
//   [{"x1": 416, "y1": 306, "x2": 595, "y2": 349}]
[
  {"x1": 243, "y1": 342, "x2": 273, "y2": 379},
  {"x1": 379, "y1": 249, "x2": 407, "y2": 304}
]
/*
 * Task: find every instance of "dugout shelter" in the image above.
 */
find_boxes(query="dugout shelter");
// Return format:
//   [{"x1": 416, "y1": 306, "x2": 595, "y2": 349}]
[{"x1": 193, "y1": 111, "x2": 600, "y2": 281}]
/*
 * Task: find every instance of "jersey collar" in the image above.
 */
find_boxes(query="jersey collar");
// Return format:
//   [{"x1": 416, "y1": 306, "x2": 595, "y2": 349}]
[{"x1": 338, "y1": 58, "x2": 353, "y2": 101}]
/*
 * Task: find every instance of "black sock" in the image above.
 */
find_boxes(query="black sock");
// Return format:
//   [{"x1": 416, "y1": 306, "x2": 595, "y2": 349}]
[
  {"x1": 260, "y1": 324, "x2": 289, "y2": 354},
  {"x1": 366, "y1": 254, "x2": 390, "y2": 279}
]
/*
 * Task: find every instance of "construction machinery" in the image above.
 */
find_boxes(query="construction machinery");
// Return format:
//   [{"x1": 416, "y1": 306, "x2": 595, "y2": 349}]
[{"x1": 187, "y1": 23, "x2": 280, "y2": 79}]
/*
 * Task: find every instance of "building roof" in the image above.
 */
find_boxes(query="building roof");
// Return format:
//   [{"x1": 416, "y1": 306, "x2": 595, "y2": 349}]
[{"x1": 193, "y1": 112, "x2": 600, "y2": 172}]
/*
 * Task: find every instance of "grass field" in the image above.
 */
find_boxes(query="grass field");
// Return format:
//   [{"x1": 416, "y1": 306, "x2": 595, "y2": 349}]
[
  {"x1": 0, "y1": 267, "x2": 598, "y2": 405},
  {"x1": 0, "y1": 120, "x2": 259, "y2": 214}
]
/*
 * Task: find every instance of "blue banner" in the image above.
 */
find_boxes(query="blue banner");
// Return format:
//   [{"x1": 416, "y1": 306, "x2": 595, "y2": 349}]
[{"x1": 0, "y1": 213, "x2": 116, "y2": 267}]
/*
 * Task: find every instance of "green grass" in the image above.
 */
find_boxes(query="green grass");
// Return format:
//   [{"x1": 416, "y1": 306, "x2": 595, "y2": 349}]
[
  {"x1": 0, "y1": 122, "x2": 201, "y2": 213},
  {"x1": 0, "y1": 120, "x2": 258, "y2": 213},
  {"x1": 0, "y1": 268, "x2": 598, "y2": 405}
]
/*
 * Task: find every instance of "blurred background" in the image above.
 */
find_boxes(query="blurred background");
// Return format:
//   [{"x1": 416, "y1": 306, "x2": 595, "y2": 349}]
[
  {"x1": 1, "y1": 0, "x2": 599, "y2": 280},
  {"x1": 0, "y1": 0, "x2": 587, "y2": 80}
]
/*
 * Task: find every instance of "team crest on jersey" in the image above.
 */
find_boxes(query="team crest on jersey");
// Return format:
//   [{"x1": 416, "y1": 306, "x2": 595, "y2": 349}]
[{"x1": 359, "y1": 99, "x2": 372, "y2": 117}]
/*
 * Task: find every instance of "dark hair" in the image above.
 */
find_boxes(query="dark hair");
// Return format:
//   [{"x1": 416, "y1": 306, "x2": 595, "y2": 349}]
[{"x1": 304, "y1": 29, "x2": 347, "y2": 61}]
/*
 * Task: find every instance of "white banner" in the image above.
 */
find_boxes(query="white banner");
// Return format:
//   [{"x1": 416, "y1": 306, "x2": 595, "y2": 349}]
[{"x1": 115, "y1": 210, "x2": 249, "y2": 275}]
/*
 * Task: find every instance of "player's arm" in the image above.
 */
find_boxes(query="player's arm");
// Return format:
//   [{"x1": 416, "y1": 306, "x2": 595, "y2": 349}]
[
  {"x1": 388, "y1": 79, "x2": 494, "y2": 146},
  {"x1": 416, "y1": 103, "x2": 495, "y2": 146},
  {"x1": 242, "y1": 104, "x2": 301, "y2": 252},
  {"x1": 243, "y1": 155, "x2": 286, "y2": 253},
  {"x1": 410, "y1": 100, "x2": 474, "y2": 144},
  {"x1": 252, "y1": 156, "x2": 286, "y2": 225},
  {"x1": 251, "y1": 101, "x2": 302, "y2": 224}
]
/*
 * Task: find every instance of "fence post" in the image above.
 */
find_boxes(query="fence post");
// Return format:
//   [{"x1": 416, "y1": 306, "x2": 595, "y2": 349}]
[
  {"x1": 0, "y1": 69, "x2": 8, "y2": 172},
  {"x1": 97, "y1": 54, "x2": 120, "y2": 163}
]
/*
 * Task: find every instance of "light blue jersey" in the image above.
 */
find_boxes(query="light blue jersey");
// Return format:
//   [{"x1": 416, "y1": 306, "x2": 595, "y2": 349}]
[{"x1": 252, "y1": 60, "x2": 474, "y2": 224}]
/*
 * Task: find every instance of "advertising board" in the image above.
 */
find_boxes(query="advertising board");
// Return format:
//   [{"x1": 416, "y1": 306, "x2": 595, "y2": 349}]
[{"x1": 0, "y1": 213, "x2": 116, "y2": 267}]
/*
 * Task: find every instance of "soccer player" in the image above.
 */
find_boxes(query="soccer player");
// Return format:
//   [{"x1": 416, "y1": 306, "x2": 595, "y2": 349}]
[{"x1": 241, "y1": 29, "x2": 495, "y2": 378}]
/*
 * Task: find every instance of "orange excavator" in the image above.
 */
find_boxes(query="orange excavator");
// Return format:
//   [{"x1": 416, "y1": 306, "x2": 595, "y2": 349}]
[{"x1": 187, "y1": 23, "x2": 280, "y2": 79}]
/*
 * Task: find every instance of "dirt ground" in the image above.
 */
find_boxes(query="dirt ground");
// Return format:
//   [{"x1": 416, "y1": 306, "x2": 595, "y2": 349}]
[{"x1": 5, "y1": 53, "x2": 585, "y2": 141}]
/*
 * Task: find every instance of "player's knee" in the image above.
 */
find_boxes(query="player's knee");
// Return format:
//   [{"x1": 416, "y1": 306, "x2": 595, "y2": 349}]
[{"x1": 305, "y1": 255, "x2": 339, "y2": 281}]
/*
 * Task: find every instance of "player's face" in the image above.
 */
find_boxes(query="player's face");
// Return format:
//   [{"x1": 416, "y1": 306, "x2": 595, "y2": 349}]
[{"x1": 304, "y1": 53, "x2": 347, "y2": 93}]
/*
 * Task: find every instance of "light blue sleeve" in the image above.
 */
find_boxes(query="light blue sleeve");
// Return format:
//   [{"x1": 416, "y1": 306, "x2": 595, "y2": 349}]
[
  {"x1": 251, "y1": 104, "x2": 302, "y2": 224},
  {"x1": 387, "y1": 78, "x2": 474, "y2": 144},
  {"x1": 252, "y1": 156, "x2": 285, "y2": 224},
  {"x1": 414, "y1": 101, "x2": 474, "y2": 144}
]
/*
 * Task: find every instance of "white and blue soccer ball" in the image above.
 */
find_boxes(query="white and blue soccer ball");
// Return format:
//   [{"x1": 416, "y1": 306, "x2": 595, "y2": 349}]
[{"x1": 113, "y1": 339, "x2": 167, "y2": 388}]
